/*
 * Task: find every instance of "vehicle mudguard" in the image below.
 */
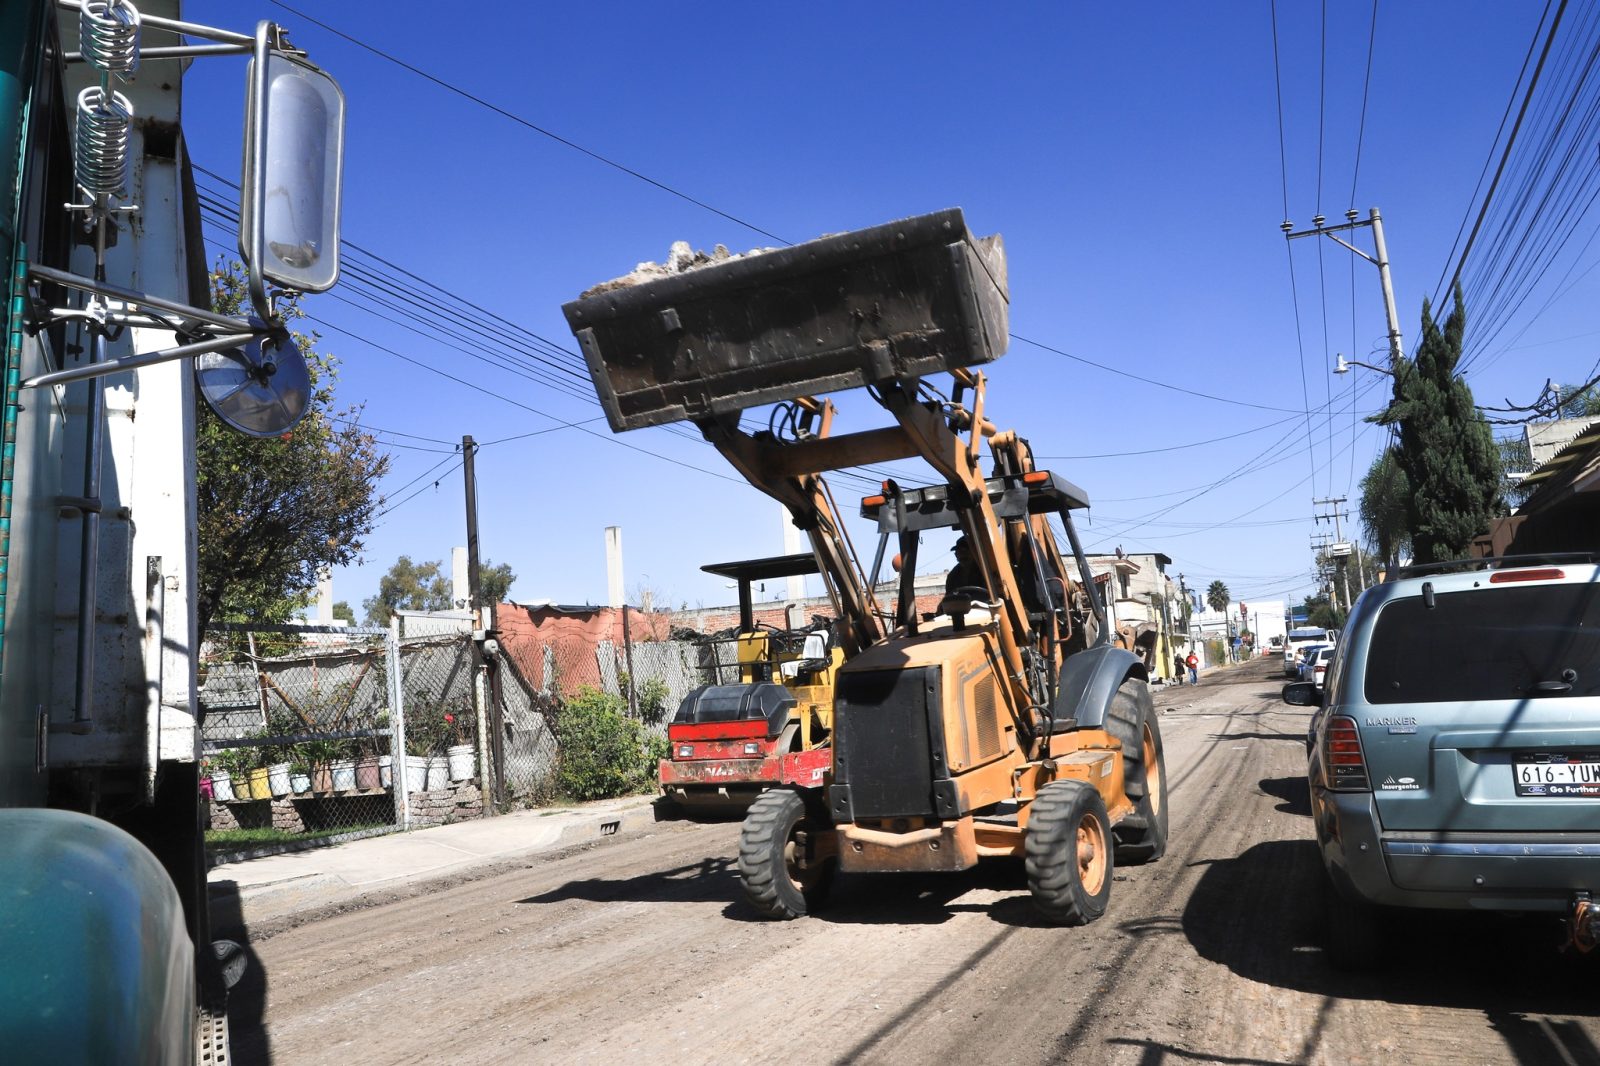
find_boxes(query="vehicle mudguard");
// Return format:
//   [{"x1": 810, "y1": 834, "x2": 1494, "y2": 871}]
[
  {"x1": 1053, "y1": 645, "x2": 1148, "y2": 729},
  {"x1": 0, "y1": 808, "x2": 194, "y2": 1064}
]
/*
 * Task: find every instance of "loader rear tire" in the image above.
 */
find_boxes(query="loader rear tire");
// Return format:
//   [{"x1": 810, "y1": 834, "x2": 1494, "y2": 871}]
[
  {"x1": 738, "y1": 790, "x2": 833, "y2": 920},
  {"x1": 1104, "y1": 678, "x2": 1169, "y2": 864},
  {"x1": 1025, "y1": 780, "x2": 1113, "y2": 926}
]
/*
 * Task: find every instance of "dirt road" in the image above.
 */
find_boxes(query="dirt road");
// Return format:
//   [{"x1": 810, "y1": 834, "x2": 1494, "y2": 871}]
[{"x1": 226, "y1": 659, "x2": 1600, "y2": 1065}]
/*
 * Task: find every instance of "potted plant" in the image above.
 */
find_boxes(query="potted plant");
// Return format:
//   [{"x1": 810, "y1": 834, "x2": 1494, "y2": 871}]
[
  {"x1": 234, "y1": 731, "x2": 270, "y2": 800},
  {"x1": 207, "y1": 750, "x2": 239, "y2": 802},
  {"x1": 354, "y1": 744, "x2": 382, "y2": 790},
  {"x1": 444, "y1": 708, "x2": 475, "y2": 782},
  {"x1": 329, "y1": 737, "x2": 359, "y2": 791},
  {"x1": 404, "y1": 692, "x2": 449, "y2": 792},
  {"x1": 288, "y1": 759, "x2": 312, "y2": 795},
  {"x1": 301, "y1": 738, "x2": 340, "y2": 793}
]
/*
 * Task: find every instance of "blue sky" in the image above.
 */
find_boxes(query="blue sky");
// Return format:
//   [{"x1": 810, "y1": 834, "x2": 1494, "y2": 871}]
[{"x1": 177, "y1": 1, "x2": 1599, "y2": 616}]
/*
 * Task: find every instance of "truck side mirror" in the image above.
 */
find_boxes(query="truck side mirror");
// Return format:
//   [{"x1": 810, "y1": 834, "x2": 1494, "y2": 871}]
[{"x1": 240, "y1": 23, "x2": 345, "y2": 301}]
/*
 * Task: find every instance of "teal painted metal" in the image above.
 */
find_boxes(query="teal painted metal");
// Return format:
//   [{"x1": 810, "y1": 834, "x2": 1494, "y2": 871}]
[
  {"x1": 0, "y1": 809, "x2": 196, "y2": 1063},
  {"x1": 0, "y1": 0, "x2": 44, "y2": 701},
  {"x1": 1, "y1": 252, "x2": 21, "y2": 665}
]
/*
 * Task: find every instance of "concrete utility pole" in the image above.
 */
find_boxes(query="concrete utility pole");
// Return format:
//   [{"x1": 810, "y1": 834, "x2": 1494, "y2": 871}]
[
  {"x1": 1283, "y1": 208, "x2": 1404, "y2": 372},
  {"x1": 1310, "y1": 533, "x2": 1335, "y2": 610},
  {"x1": 1313, "y1": 497, "x2": 1352, "y2": 612},
  {"x1": 461, "y1": 434, "x2": 501, "y2": 805}
]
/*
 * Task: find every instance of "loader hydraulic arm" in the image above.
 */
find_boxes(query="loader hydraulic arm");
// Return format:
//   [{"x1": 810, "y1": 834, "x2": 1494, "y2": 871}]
[{"x1": 699, "y1": 403, "x2": 887, "y2": 656}]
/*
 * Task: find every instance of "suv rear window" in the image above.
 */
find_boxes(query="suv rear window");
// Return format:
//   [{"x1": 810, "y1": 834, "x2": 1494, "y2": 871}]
[{"x1": 1365, "y1": 582, "x2": 1600, "y2": 704}]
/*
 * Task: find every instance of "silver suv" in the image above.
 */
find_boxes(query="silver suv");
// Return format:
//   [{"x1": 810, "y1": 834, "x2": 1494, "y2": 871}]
[{"x1": 1283, "y1": 556, "x2": 1600, "y2": 969}]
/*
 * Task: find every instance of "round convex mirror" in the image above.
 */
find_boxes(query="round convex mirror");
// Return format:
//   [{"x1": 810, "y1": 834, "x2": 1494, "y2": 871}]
[{"x1": 196, "y1": 337, "x2": 311, "y2": 437}]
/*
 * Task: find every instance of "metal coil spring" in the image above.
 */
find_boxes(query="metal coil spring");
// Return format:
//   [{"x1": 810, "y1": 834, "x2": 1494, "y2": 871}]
[
  {"x1": 75, "y1": 86, "x2": 133, "y2": 198},
  {"x1": 79, "y1": 0, "x2": 141, "y2": 77}
]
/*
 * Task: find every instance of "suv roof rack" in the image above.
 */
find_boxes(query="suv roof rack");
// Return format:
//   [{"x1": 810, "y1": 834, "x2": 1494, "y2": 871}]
[{"x1": 1387, "y1": 553, "x2": 1598, "y2": 581}]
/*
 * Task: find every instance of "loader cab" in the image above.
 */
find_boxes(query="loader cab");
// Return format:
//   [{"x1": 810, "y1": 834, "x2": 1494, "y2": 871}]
[{"x1": 859, "y1": 470, "x2": 1092, "y2": 641}]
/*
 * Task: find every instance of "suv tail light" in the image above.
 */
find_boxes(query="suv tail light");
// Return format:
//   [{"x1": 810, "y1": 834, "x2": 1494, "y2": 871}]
[{"x1": 1323, "y1": 715, "x2": 1370, "y2": 791}]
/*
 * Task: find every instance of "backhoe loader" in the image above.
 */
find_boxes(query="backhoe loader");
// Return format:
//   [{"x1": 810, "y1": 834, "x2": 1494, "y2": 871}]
[{"x1": 564, "y1": 209, "x2": 1169, "y2": 925}]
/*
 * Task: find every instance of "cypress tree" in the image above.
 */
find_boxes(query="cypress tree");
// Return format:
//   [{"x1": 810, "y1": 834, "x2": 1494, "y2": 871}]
[{"x1": 1371, "y1": 284, "x2": 1501, "y2": 564}]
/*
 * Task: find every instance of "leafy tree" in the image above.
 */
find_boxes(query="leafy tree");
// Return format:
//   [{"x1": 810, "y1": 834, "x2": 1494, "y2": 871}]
[
  {"x1": 1497, "y1": 434, "x2": 1535, "y2": 510},
  {"x1": 1555, "y1": 381, "x2": 1600, "y2": 420},
  {"x1": 1302, "y1": 592, "x2": 1346, "y2": 630},
  {"x1": 363, "y1": 556, "x2": 452, "y2": 625},
  {"x1": 363, "y1": 556, "x2": 517, "y2": 624},
  {"x1": 331, "y1": 600, "x2": 355, "y2": 625},
  {"x1": 197, "y1": 263, "x2": 389, "y2": 633},
  {"x1": 1205, "y1": 580, "x2": 1230, "y2": 614},
  {"x1": 1358, "y1": 447, "x2": 1411, "y2": 571},
  {"x1": 1370, "y1": 284, "x2": 1501, "y2": 564},
  {"x1": 479, "y1": 560, "x2": 516, "y2": 605}
]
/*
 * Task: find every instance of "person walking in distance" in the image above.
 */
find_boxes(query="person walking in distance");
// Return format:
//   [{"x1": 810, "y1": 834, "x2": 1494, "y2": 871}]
[
  {"x1": 1186, "y1": 649, "x2": 1199, "y2": 685},
  {"x1": 1172, "y1": 649, "x2": 1185, "y2": 686}
]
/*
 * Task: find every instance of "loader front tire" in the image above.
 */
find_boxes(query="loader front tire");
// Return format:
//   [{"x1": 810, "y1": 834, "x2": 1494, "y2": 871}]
[
  {"x1": 1104, "y1": 678, "x2": 1169, "y2": 864},
  {"x1": 1025, "y1": 779, "x2": 1113, "y2": 926},
  {"x1": 738, "y1": 790, "x2": 833, "y2": 920}
]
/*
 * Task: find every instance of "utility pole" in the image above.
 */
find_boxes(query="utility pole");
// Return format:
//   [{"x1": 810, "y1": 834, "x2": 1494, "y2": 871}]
[
  {"x1": 461, "y1": 435, "x2": 502, "y2": 806},
  {"x1": 1310, "y1": 532, "x2": 1334, "y2": 610},
  {"x1": 1313, "y1": 496, "x2": 1352, "y2": 613},
  {"x1": 1283, "y1": 208, "x2": 1405, "y2": 372}
]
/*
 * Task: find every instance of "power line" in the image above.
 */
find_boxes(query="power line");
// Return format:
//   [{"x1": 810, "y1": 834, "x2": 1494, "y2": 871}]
[
  {"x1": 329, "y1": 416, "x2": 455, "y2": 447},
  {"x1": 1348, "y1": 0, "x2": 1379, "y2": 208},
  {"x1": 379, "y1": 459, "x2": 463, "y2": 518},
  {"x1": 264, "y1": 1, "x2": 789, "y2": 245},
  {"x1": 1032, "y1": 412, "x2": 1302, "y2": 459},
  {"x1": 1270, "y1": 0, "x2": 1322, "y2": 499},
  {"x1": 1435, "y1": 0, "x2": 1570, "y2": 307},
  {"x1": 1010, "y1": 333, "x2": 1302, "y2": 413},
  {"x1": 382, "y1": 452, "x2": 459, "y2": 503},
  {"x1": 1316, "y1": 0, "x2": 1328, "y2": 213}
]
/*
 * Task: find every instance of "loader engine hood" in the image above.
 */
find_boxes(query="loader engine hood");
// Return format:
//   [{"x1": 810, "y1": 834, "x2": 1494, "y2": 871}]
[{"x1": 670, "y1": 683, "x2": 796, "y2": 740}]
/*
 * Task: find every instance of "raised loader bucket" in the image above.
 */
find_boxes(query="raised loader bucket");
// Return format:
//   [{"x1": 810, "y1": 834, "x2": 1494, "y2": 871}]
[{"x1": 563, "y1": 208, "x2": 1008, "y2": 432}]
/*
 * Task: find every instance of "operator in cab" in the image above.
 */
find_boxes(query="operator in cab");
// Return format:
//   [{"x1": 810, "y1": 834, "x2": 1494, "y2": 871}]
[{"x1": 946, "y1": 535, "x2": 987, "y2": 595}]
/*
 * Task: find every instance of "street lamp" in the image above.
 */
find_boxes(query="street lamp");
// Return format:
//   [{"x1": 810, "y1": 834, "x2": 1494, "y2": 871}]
[{"x1": 1333, "y1": 352, "x2": 1393, "y2": 376}]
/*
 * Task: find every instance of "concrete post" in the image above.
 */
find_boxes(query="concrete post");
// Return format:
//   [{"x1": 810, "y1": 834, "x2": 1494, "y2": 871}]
[{"x1": 387, "y1": 616, "x2": 409, "y2": 830}]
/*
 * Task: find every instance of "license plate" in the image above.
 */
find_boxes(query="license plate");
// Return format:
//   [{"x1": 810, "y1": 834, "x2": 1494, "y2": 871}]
[{"x1": 1514, "y1": 753, "x2": 1600, "y2": 797}]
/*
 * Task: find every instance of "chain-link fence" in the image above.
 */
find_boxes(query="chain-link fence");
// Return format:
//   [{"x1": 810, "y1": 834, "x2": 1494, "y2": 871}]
[
  {"x1": 200, "y1": 609, "x2": 746, "y2": 855},
  {"x1": 200, "y1": 622, "x2": 499, "y2": 855}
]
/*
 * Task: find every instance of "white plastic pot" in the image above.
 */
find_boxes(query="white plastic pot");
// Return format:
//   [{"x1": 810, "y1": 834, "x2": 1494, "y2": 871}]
[
  {"x1": 290, "y1": 773, "x2": 312, "y2": 795},
  {"x1": 330, "y1": 759, "x2": 357, "y2": 791},
  {"x1": 404, "y1": 755, "x2": 430, "y2": 793},
  {"x1": 210, "y1": 771, "x2": 234, "y2": 803},
  {"x1": 267, "y1": 763, "x2": 292, "y2": 797},
  {"x1": 446, "y1": 744, "x2": 475, "y2": 782},
  {"x1": 379, "y1": 754, "x2": 393, "y2": 788},
  {"x1": 425, "y1": 755, "x2": 449, "y2": 791}
]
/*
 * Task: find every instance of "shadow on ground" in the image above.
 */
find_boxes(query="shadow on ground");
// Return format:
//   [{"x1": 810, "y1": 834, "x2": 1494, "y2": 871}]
[
  {"x1": 518, "y1": 850, "x2": 1063, "y2": 926},
  {"x1": 518, "y1": 854, "x2": 742, "y2": 907},
  {"x1": 1257, "y1": 775, "x2": 1311, "y2": 816},
  {"x1": 1182, "y1": 837, "x2": 1600, "y2": 1057},
  {"x1": 208, "y1": 881, "x2": 271, "y2": 1066}
]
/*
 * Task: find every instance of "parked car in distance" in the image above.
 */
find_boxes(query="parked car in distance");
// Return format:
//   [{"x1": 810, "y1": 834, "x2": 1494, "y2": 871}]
[
  {"x1": 1284, "y1": 627, "x2": 1336, "y2": 677},
  {"x1": 1298, "y1": 646, "x2": 1336, "y2": 688},
  {"x1": 1292, "y1": 643, "x2": 1329, "y2": 683},
  {"x1": 1283, "y1": 556, "x2": 1600, "y2": 970}
]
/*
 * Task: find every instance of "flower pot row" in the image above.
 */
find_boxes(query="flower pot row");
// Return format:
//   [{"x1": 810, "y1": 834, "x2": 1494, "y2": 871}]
[{"x1": 209, "y1": 745, "x2": 476, "y2": 801}]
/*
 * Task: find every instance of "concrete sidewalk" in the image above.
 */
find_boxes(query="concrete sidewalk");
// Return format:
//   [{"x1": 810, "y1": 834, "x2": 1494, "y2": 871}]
[{"x1": 208, "y1": 793, "x2": 668, "y2": 928}]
